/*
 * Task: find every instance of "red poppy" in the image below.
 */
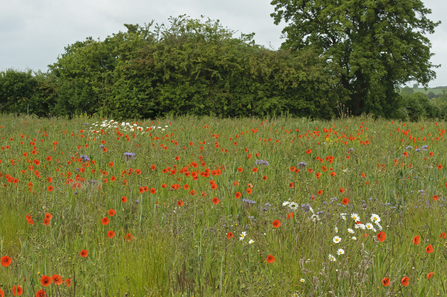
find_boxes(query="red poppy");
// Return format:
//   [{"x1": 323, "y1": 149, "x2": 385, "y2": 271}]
[
  {"x1": 121, "y1": 196, "x2": 127, "y2": 203},
  {"x1": 441, "y1": 232, "x2": 446, "y2": 239},
  {"x1": 342, "y1": 198, "x2": 349, "y2": 205},
  {"x1": 40, "y1": 275, "x2": 51, "y2": 286},
  {"x1": 263, "y1": 175, "x2": 267, "y2": 180},
  {"x1": 272, "y1": 220, "x2": 281, "y2": 228},
  {"x1": 235, "y1": 192, "x2": 241, "y2": 199},
  {"x1": 246, "y1": 188, "x2": 252, "y2": 194},
  {"x1": 108, "y1": 230, "x2": 115, "y2": 239},
  {"x1": 227, "y1": 232, "x2": 234, "y2": 239},
  {"x1": 177, "y1": 200, "x2": 184, "y2": 207},
  {"x1": 36, "y1": 289, "x2": 47, "y2": 297},
  {"x1": 287, "y1": 213, "x2": 295, "y2": 219},
  {"x1": 426, "y1": 245, "x2": 433, "y2": 254},
  {"x1": 150, "y1": 188, "x2": 156, "y2": 194},
  {"x1": 289, "y1": 182, "x2": 294, "y2": 188},
  {"x1": 135, "y1": 169, "x2": 141, "y2": 175},
  {"x1": 124, "y1": 233, "x2": 133, "y2": 241},
  {"x1": 382, "y1": 277, "x2": 390, "y2": 286},
  {"x1": 377, "y1": 231, "x2": 386, "y2": 242},
  {"x1": 52, "y1": 274, "x2": 63, "y2": 285},
  {"x1": 266, "y1": 254, "x2": 275, "y2": 263},
  {"x1": 401, "y1": 276, "x2": 409, "y2": 287},
  {"x1": 212, "y1": 198, "x2": 219, "y2": 204},
  {"x1": 12, "y1": 286, "x2": 22, "y2": 296},
  {"x1": 65, "y1": 279, "x2": 72, "y2": 287},
  {"x1": 108, "y1": 162, "x2": 114, "y2": 167},
  {"x1": 45, "y1": 213, "x2": 53, "y2": 220},
  {"x1": 80, "y1": 250, "x2": 88, "y2": 258},
  {"x1": 413, "y1": 235, "x2": 421, "y2": 245},
  {"x1": 427, "y1": 272, "x2": 434, "y2": 279},
  {"x1": 139, "y1": 187, "x2": 144, "y2": 194},
  {"x1": 433, "y1": 195, "x2": 439, "y2": 201},
  {"x1": 108, "y1": 209, "x2": 116, "y2": 216},
  {"x1": 1, "y1": 255, "x2": 11, "y2": 267},
  {"x1": 101, "y1": 217, "x2": 109, "y2": 225},
  {"x1": 47, "y1": 186, "x2": 53, "y2": 192},
  {"x1": 339, "y1": 187, "x2": 345, "y2": 193}
]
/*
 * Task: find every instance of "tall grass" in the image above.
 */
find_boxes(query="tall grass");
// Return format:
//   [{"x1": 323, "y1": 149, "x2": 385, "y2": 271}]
[{"x1": 0, "y1": 113, "x2": 446, "y2": 296}]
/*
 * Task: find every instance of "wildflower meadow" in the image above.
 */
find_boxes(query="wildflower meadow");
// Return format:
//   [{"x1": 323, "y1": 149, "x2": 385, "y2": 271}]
[{"x1": 1, "y1": 113, "x2": 447, "y2": 296}]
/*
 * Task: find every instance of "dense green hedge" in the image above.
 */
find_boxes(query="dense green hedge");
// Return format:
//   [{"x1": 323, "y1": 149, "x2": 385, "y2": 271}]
[{"x1": 1, "y1": 15, "x2": 446, "y2": 122}]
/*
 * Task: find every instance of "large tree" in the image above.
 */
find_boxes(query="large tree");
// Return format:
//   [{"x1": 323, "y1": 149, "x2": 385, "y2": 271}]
[{"x1": 270, "y1": 0, "x2": 441, "y2": 119}]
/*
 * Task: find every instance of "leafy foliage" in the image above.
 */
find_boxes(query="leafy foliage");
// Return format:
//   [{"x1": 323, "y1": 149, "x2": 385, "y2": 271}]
[{"x1": 269, "y1": 0, "x2": 441, "y2": 119}]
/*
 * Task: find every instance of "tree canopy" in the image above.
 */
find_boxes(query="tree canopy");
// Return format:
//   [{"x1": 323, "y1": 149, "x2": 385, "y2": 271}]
[{"x1": 270, "y1": 0, "x2": 441, "y2": 119}]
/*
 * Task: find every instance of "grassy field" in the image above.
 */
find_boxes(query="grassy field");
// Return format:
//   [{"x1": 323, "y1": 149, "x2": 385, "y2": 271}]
[{"x1": 1, "y1": 113, "x2": 447, "y2": 296}]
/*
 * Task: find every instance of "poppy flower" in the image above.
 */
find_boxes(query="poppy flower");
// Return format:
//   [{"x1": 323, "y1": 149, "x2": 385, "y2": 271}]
[
  {"x1": 108, "y1": 209, "x2": 116, "y2": 216},
  {"x1": 235, "y1": 192, "x2": 241, "y2": 199},
  {"x1": 40, "y1": 275, "x2": 51, "y2": 286},
  {"x1": 212, "y1": 198, "x2": 219, "y2": 204},
  {"x1": 342, "y1": 198, "x2": 349, "y2": 205},
  {"x1": 413, "y1": 235, "x2": 421, "y2": 245},
  {"x1": 377, "y1": 231, "x2": 386, "y2": 242},
  {"x1": 124, "y1": 233, "x2": 133, "y2": 241},
  {"x1": 150, "y1": 188, "x2": 156, "y2": 194},
  {"x1": 248, "y1": 183, "x2": 253, "y2": 188},
  {"x1": 43, "y1": 218, "x2": 50, "y2": 226},
  {"x1": 266, "y1": 255, "x2": 275, "y2": 263},
  {"x1": 246, "y1": 188, "x2": 252, "y2": 194},
  {"x1": 287, "y1": 213, "x2": 295, "y2": 219},
  {"x1": 139, "y1": 187, "x2": 144, "y2": 194},
  {"x1": 382, "y1": 277, "x2": 390, "y2": 286},
  {"x1": 121, "y1": 196, "x2": 127, "y2": 203},
  {"x1": 426, "y1": 245, "x2": 433, "y2": 254},
  {"x1": 12, "y1": 286, "x2": 22, "y2": 296},
  {"x1": 272, "y1": 220, "x2": 281, "y2": 228},
  {"x1": 401, "y1": 276, "x2": 409, "y2": 287},
  {"x1": 433, "y1": 195, "x2": 439, "y2": 201},
  {"x1": 108, "y1": 162, "x2": 114, "y2": 167},
  {"x1": 177, "y1": 200, "x2": 183, "y2": 207},
  {"x1": 101, "y1": 217, "x2": 109, "y2": 225},
  {"x1": 227, "y1": 232, "x2": 234, "y2": 239},
  {"x1": 318, "y1": 190, "x2": 323, "y2": 195},
  {"x1": 80, "y1": 250, "x2": 88, "y2": 258},
  {"x1": 65, "y1": 279, "x2": 72, "y2": 287},
  {"x1": 340, "y1": 187, "x2": 345, "y2": 193},
  {"x1": 47, "y1": 186, "x2": 53, "y2": 192},
  {"x1": 36, "y1": 289, "x2": 47, "y2": 297},
  {"x1": 1, "y1": 255, "x2": 11, "y2": 267},
  {"x1": 440, "y1": 232, "x2": 446, "y2": 239},
  {"x1": 427, "y1": 272, "x2": 434, "y2": 279},
  {"x1": 108, "y1": 230, "x2": 115, "y2": 239},
  {"x1": 262, "y1": 175, "x2": 267, "y2": 180},
  {"x1": 52, "y1": 274, "x2": 63, "y2": 285},
  {"x1": 289, "y1": 182, "x2": 294, "y2": 188}
]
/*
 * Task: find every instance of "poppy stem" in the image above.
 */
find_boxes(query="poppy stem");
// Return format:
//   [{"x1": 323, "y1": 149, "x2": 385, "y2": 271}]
[{"x1": 73, "y1": 262, "x2": 76, "y2": 297}]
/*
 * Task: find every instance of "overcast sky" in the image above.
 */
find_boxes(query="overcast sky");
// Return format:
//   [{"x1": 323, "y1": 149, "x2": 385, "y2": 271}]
[{"x1": 1, "y1": 0, "x2": 446, "y2": 88}]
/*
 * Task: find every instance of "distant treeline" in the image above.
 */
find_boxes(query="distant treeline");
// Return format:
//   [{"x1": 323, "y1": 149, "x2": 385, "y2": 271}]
[{"x1": 1, "y1": 15, "x2": 446, "y2": 122}]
